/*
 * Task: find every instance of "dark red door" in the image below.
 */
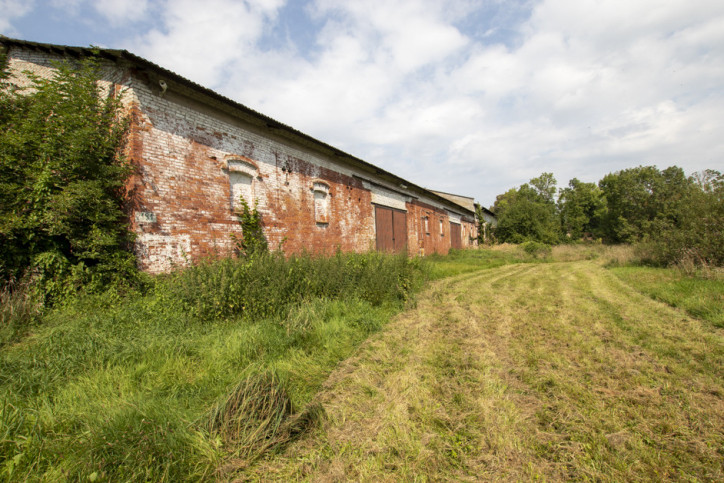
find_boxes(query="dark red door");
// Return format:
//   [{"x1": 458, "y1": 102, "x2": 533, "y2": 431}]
[
  {"x1": 450, "y1": 222, "x2": 462, "y2": 250},
  {"x1": 375, "y1": 206, "x2": 407, "y2": 252},
  {"x1": 375, "y1": 206, "x2": 394, "y2": 252}
]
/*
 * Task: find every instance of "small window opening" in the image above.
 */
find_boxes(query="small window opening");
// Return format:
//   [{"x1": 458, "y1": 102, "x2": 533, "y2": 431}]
[
  {"x1": 227, "y1": 158, "x2": 258, "y2": 212},
  {"x1": 312, "y1": 182, "x2": 330, "y2": 225},
  {"x1": 229, "y1": 172, "x2": 253, "y2": 211}
]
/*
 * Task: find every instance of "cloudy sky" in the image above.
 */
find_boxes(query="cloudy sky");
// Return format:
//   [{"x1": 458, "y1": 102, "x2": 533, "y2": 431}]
[{"x1": 2, "y1": 0, "x2": 723, "y2": 207}]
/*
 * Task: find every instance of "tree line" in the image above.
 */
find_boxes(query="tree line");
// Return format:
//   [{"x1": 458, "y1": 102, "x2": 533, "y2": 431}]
[{"x1": 488, "y1": 167, "x2": 723, "y2": 266}]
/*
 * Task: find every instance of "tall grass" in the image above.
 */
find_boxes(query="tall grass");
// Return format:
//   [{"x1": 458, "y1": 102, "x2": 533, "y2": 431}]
[
  {"x1": 610, "y1": 266, "x2": 724, "y2": 328},
  {"x1": 156, "y1": 250, "x2": 422, "y2": 321},
  {"x1": 0, "y1": 251, "x2": 422, "y2": 481},
  {"x1": 0, "y1": 280, "x2": 41, "y2": 347}
]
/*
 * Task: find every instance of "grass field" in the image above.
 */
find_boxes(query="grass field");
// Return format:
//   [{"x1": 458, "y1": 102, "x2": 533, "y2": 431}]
[
  {"x1": 2, "y1": 247, "x2": 723, "y2": 481},
  {"x1": 0, "y1": 252, "x2": 421, "y2": 481},
  {"x1": 610, "y1": 266, "x2": 724, "y2": 328},
  {"x1": 250, "y1": 259, "x2": 724, "y2": 481}
]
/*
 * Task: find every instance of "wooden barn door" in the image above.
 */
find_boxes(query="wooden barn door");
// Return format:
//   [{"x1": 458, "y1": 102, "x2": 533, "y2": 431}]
[
  {"x1": 450, "y1": 222, "x2": 462, "y2": 250},
  {"x1": 392, "y1": 209, "x2": 408, "y2": 252},
  {"x1": 375, "y1": 206, "x2": 407, "y2": 252}
]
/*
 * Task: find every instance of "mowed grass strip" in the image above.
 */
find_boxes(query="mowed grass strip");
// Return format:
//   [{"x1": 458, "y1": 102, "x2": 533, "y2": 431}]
[{"x1": 249, "y1": 261, "x2": 724, "y2": 481}]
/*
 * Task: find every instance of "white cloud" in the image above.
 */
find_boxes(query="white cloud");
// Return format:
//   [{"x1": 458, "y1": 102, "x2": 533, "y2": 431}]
[
  {"x1": 132, "y1": 0, "x2": 284, "y2": 87},
  {"x1": 92, "y1": 0, "x2": 150, "y2": 24},
  {"x1": 120, "y1": 0, "x2": 724, "y2": 206},
  {"x1": 0, "y1": 0, "x2": 35, "y2": 34}
]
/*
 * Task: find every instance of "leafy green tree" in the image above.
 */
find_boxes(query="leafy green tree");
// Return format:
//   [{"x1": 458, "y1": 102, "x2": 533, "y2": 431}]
[
  {"x1": 0, "y1": 55, "x2": 136, "y2": 302},
  {"x1": 492, "y1": 173, "x2": 560, "y2": 244},
  {"x1": 598, "y1": 166, "x2": 692, "y2": 243},
  {"x1": 529, "y1": 172, "x2": 557, "y2": 205},
  {"x1": 649, "y1": 169, "x2": 723, "y2": 266},
  {"x1": 558, "y1": 178, "x2": 607, "y2": 240}
]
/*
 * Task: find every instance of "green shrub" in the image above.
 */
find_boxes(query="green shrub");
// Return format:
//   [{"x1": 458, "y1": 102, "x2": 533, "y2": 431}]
[
  {"x1": 521, "y1": 241, "x2": 552, "y2": 259},
  {"x1": 230, "y1": 198, "x2": 268, "y2": 258},
  {"x1": 0, "y1": 55, "x2": 137, "y2": 305},
  {"x1": 155, "y1": 251, "x2": 422, "y2": 322}
]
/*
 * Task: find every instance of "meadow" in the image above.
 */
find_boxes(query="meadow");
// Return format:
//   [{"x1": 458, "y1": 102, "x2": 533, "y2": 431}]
[{"x1": 1, "y1": 246, "x2": 722, "y2": 481}]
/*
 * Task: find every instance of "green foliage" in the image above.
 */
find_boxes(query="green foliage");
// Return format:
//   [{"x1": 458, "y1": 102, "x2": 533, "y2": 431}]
[
  {"x1": 558, "y1": 178, "x2": 606, "y2": 240},
  {"x1": 520, "y1": 240, "x2": 552, "y2": 259},
  {"x1": 598, "y1": 166, "x2": 692, "y2": 243},
  {"x1": 490, "y1": 165, "x2": 721, "y2": 268},
  {"x1": 492, "y1": 173, "x2": 560, "y2": 244},
  {"x1": 0, "y1": 56, "x2": 136, "y2": 303},
  {"x1": 231, "y1": 198, "x2": 268, "y2": 257},
  {"x1": 642, "y1": 170, "x2": 724, "y2": 267},
  {"x1": 0, "y1": 251, "x2": 411, "y2": 480},
  {"x1": 156, "y1": 251, "x2": 422, "y2": 321}
]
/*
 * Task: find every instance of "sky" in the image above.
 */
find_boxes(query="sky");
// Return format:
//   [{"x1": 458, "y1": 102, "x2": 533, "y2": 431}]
[{"x1": 2, "y1": 0, "x2": 723, "y2": 208}]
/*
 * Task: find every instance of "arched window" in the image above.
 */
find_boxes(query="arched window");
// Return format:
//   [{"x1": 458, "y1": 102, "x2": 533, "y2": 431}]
[
  {"x1": 227, "y1": 159, "x2": 258, "y2": 211},
  {"x1": 312, "y1": 181, "x2": 330, "y2": 225}
]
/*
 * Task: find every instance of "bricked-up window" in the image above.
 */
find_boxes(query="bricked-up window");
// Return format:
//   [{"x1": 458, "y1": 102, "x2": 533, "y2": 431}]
[
  {"x1": 440, "y1": 219, "x2": 444, "y2": 236},
  {"x1": 227, "y1": 159, "x2": 257, "y2": 211},
  {"x1": 230, "y1": 172, "x2": 252, "y2": 210},
  {"x1": 423, "y1": 216, "x2": 429, "y2": 234},
  {"x1": 312, "y1": 182, "x2": 330, "y2": 225}
]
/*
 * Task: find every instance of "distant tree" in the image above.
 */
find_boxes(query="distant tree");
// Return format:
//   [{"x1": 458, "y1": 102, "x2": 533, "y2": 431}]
[
  {"x1": 529, "y1": 172, "x2": 557, "y2": 205},
  {"x1": 492, "y1": 173, "x2": 560, "y2": 244},
  {"x1": 558, "y1": 178, "x2": 606, "y2": 240},
  {"x1": 598, "y1": 166, "x2": 692, "y2": 243},
  {"x1": 648, "y1": 169, "x2": 723, "y2": 266},
  {"x1": 0, "y1": 55, "x2": 136, "y2": 301}
]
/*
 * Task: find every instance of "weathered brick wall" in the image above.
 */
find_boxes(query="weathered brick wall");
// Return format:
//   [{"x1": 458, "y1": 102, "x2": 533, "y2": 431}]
[
  {"x1": 126, "y1": 80, "x2": 380, "y2": 271},
  {"x1": 6, "y1": 44, "x2": 478, "y2": 272}
]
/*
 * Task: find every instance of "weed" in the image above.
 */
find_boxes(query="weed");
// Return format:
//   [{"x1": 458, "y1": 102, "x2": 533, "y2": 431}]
[
  {"x1": 0, "y1": 251, "x2": 411, "y2": 480},
  {"x1": 0, "y1": 279, "x2": 41, "y2": 346},
  {"x1": 207, "y1": 370, "x2": 324, "y2": 476},
  {"x1": 610, "y1": 265, "x2": 724, "y2": 327},
  {"x1": 156, "y1": 251, "x2": 421, "y2": 321},
  {"x1": 521, "y1": 240, "x2": 552, "y2": 259}
]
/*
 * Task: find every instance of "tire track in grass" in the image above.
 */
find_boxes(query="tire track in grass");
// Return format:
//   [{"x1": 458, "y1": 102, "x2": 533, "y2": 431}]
[{"x1": 245, "y1": 261, "x2": 724, "y2": 482}]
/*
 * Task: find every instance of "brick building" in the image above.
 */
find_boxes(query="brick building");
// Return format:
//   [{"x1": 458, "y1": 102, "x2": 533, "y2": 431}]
[{"x1": 2, "y1": 37, "x2": 483, "y2": 273}]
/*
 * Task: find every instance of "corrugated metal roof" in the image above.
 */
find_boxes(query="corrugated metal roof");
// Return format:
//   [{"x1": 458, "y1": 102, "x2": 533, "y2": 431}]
[{"x1": 1, "y1": 35, "x2": 476, "y2": 217}]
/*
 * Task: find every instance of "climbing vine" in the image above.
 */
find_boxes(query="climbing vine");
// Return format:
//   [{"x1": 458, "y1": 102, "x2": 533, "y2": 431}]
[{"x1": 231, "y1": 197, "x2": 268, "y2": 257}]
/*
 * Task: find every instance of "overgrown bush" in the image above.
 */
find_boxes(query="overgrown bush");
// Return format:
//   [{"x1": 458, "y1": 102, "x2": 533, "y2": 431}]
[
  {"x1": 0, "y1": 55, "x2": 137, "y2": 305},
  {"x1": 642, "y1": 170, "x2": 724, "y2": 268},
  {"x1": 521, "y1": 240, "x2": 552, "y2": 259},
  {"x1": 155, "y1": 251, "x2": 422, "y2": 321},
  {"x1": 231, "y1": 198, "x2": 268, "y2": 257}
]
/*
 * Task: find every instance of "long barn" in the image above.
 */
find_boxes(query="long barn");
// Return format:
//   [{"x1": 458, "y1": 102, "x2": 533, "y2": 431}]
[{"x1": 2, "y1": 37, "x2": 484, "y2": 273}]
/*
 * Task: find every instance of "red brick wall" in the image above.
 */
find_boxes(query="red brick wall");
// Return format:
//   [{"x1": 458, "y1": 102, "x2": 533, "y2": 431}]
[{"x1": 7, "y1": 45, "x2": 478, "y2": 273}]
